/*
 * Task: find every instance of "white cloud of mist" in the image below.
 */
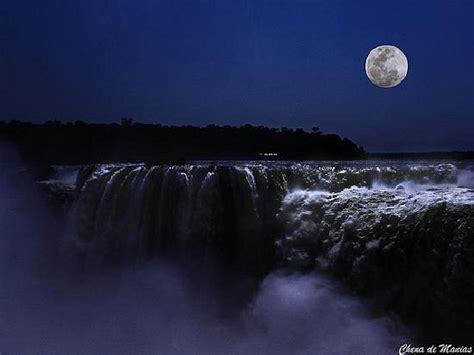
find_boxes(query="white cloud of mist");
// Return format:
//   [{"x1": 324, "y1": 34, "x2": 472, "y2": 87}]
[{"x1": 0, "y1": 146, "x2": 408, "y2": 355}]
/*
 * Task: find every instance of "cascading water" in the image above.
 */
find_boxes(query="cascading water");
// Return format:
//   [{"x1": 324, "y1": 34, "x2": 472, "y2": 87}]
[
  {"x1": 68, "y1": 164, "x2": 289, "y2": 274},
  {"x1": 61, "y1": 161, "x2": 474, "y2": 341},
  {"x1": 278, "y1": 185, "x2": 474, "y2": 339}
]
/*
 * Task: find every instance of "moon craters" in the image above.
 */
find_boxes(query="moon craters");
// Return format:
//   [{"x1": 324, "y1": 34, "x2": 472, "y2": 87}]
[{"x1": 365, "y1": 45, "x2": 408, "y2": 88}]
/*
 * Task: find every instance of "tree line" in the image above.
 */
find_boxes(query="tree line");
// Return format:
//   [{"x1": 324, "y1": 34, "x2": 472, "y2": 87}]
[{"x1": 0, "y1": 119, "x2": 366, "y2": 165}]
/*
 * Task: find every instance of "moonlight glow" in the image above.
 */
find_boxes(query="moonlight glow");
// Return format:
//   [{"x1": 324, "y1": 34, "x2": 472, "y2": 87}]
[{"x1": 365, "y1": 45, "x2": 408, "y2": 88}]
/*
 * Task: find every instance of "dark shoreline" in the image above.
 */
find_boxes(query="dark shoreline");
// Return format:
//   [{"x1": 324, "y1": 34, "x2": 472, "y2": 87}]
[
  {"x1": 0, "y1": 120, "x2": 364, "y2": 163},
  {"x1": 1, "y1": 120, "x2": 473, "y2": 165}
]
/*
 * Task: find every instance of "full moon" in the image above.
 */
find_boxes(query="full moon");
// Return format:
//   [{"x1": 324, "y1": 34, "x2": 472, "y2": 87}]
[{"x1": 365, "y1": 45, "x2": 408, "y2": 88}]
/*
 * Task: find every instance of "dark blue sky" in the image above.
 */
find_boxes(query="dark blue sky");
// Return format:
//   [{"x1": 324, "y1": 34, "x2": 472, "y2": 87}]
[{"x1": 1, "y1": 0, "x2": 473, "y2": 151}]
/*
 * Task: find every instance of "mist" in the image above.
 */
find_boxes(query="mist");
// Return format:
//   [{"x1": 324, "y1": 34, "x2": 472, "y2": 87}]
[{"x1": 0, "y1": 147, "x2": 407, "y2": 354}]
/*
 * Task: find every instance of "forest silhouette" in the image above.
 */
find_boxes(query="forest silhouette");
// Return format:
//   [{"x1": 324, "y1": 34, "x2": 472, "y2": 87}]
[{"x1": 0, "y1": 119, "x2": 366, "y2": 165}]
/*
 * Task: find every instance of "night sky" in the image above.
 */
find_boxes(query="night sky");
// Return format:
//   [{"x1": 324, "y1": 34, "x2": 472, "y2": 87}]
[{"x1": 1, "y1": 0, "x2": 473, "y2": 152}]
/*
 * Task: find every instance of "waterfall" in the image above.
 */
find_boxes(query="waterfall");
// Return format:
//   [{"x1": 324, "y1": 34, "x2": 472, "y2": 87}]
[
  {"x1": 61, "y1": 161, "x2": 474, "y2": 339},
  {"x1": 68, "y1": 162, "x2": 473, "y2": 266},
  {"x1": 69, "y1": 164, "x2": 290, "y2": 273},
  {"x1": 278, "y1": 185, "x2": 474, "y2": 336}
]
